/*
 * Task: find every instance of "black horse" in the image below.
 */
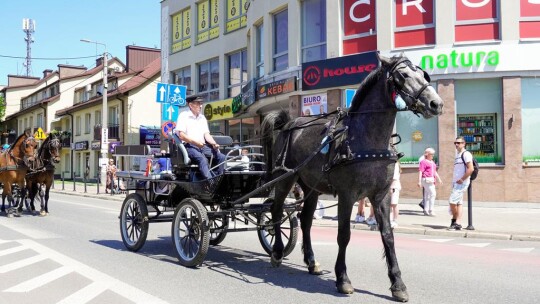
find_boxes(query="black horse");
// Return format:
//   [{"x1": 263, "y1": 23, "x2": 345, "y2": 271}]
[
  {"x1": 261, "y1": 53, "x2": 444, "y2": 302},
  {"x1": 25, "y1": 133, "x2": 61, "y2": 216}
]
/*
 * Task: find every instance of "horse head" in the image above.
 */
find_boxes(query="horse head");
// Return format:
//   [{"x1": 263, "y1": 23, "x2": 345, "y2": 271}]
[
  {"x1": 12, "y1": 130, "x2": 38, "y2": 166},
  {"x1": 379, "y1": 53, "x2": 443, "y2": 118},
  {"x1": 45, "y1": 134, "x2": 62, "y2": 164}
]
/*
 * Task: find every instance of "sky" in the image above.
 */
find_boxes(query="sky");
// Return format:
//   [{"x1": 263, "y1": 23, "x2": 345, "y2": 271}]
[{"x1": 0, "y1": 0, "x2": 161, "y2": 86}]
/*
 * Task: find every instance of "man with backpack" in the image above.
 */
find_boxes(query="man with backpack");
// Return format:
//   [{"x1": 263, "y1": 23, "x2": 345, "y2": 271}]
[{"x1": 448, "y1": 136, "x2": 474, "y2": 230}]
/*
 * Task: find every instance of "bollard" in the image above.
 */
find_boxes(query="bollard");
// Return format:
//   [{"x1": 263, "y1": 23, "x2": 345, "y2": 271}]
[
  {"x1": 466, "y1": 181, "x2": 474, "y2": 230},
  {"x1": 84, "y1": 177, "x2": 87, "y2": 193},
  {"x1": 62, "y1": 172, "x2": 65, "y2": 190},
  {"x1": 73, "y1": 177, "x2": 76, "y2": 191},
  {"x1": 97, "y1": 175, "x2": 100, "y2": 194}
]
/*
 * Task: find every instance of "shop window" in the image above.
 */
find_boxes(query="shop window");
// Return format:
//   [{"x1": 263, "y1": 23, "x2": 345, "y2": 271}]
[
  {"x1": 273, "y1": 9, "x2": 288, "y2": 72},
  {"x1": 395, "y1": 97, "x2": 439, "y2": 165},
  {"x1": 228, "y1": 49, "x2": 247, "y2": 97},
  {"x1": 198, "y1": 58, "x2": 220, "y2": 101},
  {"x1": 301, "y1": 0, "x2": 326, "y2": 63},
  {"x1": 227, "y1": 118, "x2": 254, "y2": 144},
  {"x1": 521, "y1": 78, "x2": 540, "y2": 164},
  {"x1": 455, "y1": 79, "x2": 503, "y2": 163}
]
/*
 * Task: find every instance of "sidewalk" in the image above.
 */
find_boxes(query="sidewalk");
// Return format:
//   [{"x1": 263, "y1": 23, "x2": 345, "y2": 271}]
[{"x1": 49, "y1": 183, "x2": 540, "y2": 242}]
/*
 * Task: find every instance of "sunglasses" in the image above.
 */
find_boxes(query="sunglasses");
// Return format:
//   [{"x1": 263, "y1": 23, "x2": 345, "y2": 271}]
[{"x1": 454, "y1": 142, "x2": 465, "y2": 145}]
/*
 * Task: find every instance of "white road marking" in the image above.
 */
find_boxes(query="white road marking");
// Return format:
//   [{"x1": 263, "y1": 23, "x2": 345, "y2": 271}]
[
  {"x1": 457, "y1": 243, "x2": 491, "y2": 248},
  {"x1": 0, "y1": 254, "x2": 47, "y2": 273},
  {"x1": 0, "y1": 220, "x2": 61, "y2": 239},
  {"x1": 420, "y1": 239, "x2": 453, "y2": 243},
  {"x1": 0, "y1": 245, "x2": 26, "y2": 257},
  {"x1": 500, "y1": 247, "x2": 535, "y2": 253},
  {"x1": 4, "y1": 266, "x2": 72, "y2": 292},
  {"x1": 53, "y1": 199, "x2": 119, "y2": 212},
  {"x1": 16, "y1": 239, "x2": 169, "y2": 304},
  {"x1": 57, "y1": 282, "x2": 109, "y2": 304}
]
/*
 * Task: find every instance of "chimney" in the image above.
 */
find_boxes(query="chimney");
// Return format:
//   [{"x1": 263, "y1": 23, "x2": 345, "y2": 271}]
[{"x1": 43, "y1": 69, "x2": 53, "y2": 78}]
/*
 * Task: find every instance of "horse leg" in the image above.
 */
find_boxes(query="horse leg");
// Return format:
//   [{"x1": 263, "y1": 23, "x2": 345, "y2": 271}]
[
  {"x1": 269, "y1": 177, "x2": 296, "y2": 268},
  {"x1": 43, "y1": 184, "x2": 51, "y2": 215},
  {"x1": 372, "y1": 192, "x2": 409, "y2": 302},
  {"x1": 297, "y1": 182, "x2": 322, "y2": 275},
  {"x1": 334, "y1": 193, "x2": 356, "y2": 294},
  {"x1": 1, "y1": 193, "x2": 5, "y2": 213}
]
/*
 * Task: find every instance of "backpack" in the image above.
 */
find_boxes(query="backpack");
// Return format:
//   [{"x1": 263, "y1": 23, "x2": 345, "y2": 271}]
[{"x1": 460, "y1": 151, "x2": 479, "y2": 181}]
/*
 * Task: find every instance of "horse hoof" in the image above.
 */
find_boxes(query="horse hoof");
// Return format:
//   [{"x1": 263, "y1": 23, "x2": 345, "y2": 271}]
[
  {"x1": 39, "y1": 211, "x2": 47, "y2": 217},
  {"x1": 270, "y1": 253, "x2": 282, "y2": 267},
  {"x1": 391, "y1": 289, "x2": 409, "y2": 302},
  {"x1": 336, "y1": 282, "x2": 354, "y2": 294},
  {"x1": 308, "y1": 261, "x2": 323, "y2": 275}
]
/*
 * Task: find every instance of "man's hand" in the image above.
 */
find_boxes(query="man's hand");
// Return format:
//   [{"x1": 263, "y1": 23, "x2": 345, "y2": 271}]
[
  {"x1": 211, "y1": 143, "x2": 220, "y2": 150},
  {"x1": 193, "y1": 140, "x2": 205, "y2": 149}
]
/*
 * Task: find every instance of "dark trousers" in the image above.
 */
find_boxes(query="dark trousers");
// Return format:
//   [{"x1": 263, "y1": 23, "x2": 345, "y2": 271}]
[{"x1": 185, "y1": 144, "x2": 226, "y2": 180}]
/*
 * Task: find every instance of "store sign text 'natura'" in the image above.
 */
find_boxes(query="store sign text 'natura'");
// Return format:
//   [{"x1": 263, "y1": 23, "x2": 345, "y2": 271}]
[{"x1": 420, "y1": 50, "x2": 499, "y2": 70}]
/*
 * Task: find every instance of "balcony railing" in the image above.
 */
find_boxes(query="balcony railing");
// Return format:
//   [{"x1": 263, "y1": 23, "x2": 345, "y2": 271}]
[{"x1": 93, "y1": 124, "x2": 120, "y2": 141}]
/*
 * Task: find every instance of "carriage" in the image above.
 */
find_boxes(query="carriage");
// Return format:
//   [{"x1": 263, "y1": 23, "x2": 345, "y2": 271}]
[{"x1": 116, "y1": 132, "x2": 300, "y2": 267}]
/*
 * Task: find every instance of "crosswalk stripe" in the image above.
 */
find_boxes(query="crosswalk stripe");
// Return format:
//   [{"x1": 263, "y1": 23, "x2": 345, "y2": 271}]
[
  {"x1": 420, "y1": 239, "x2": 453, "y2": 243},
  {"x1": 0, "y1": 245, "x2": 26, "y2": 257},
  {"x1": 0, "y1": 254, "x2": 47, "y2": 273},
  {"x1": 4, "y1": 266, "x2": 72, "y2": 292},
  {"x1": 500, "y1": 248, "x2": 535, "y2": 253},
  {"x1": 0, "y1": 240, "x2": 12, "y2": 244},
  {"x1": 57, "y1": 282, "x2": 109, "y2": 304},
  {"x1": 457, "y1": 243, "x2": 491, "y2": 248}
]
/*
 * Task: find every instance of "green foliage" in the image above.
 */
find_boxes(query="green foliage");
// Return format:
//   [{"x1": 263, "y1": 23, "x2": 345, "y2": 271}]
[{"x1": 0, "y1": 96, "x2": 5, "y2": 122}]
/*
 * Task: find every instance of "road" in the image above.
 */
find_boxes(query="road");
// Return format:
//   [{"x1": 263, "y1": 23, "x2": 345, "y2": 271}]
[{"x1": 1, "y1": 193, "x2": 539, "y2": 304}]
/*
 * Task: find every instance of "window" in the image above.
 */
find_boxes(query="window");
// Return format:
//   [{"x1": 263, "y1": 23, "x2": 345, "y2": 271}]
[
  {"x1": 273, "y1": 9, "x2": 288, "y2": 72},
  {"x1": 521, "y1": 78, "x2": 540, "y2": 163},
  {"x1": 84, "y1": 113, "x2": 91, "y2": 134},
  {"x1": 455, "y1": 79, "x2": 502, "y2": 163},
  {"x1": 37, "y1": 113, "x2": 43, "y2": 129},
  {"x1": 394, "y1": 0, "x2": 435, "y2": 48},
  {"x1": 171, "y1": 8, "x2": 192, "y2": 53},
  {"x1": 226, "y1": 0, "x2": 248, "y2": 33},
  {"x1": 455, "y1": 0, "x2": 499, "y2": 42},
  {"x1": 256, "y1": 23, "x2": 265, "y2": 78},
  {"x1": 24, "y1": 118, "x2": 28, "y2": 130},
  {"x1": 95, "y1": 111, "x2": 101, "y2": 126},
  {"x1": 227, "y1": 117, "x2": 255, "y2": 143},
  {"x1": 173, "y1": 66, "x2": 192, "y2": 91},
  {"x1": 198, "y1": 58, "x2": 220, "y2": 101},
  {"x1": 76, "y1": 116, "x2": 81, "y2": 136},
  {"x1": 29, "y1": 116, "x2": 33, "y2": 131},
  {"x1": 228, "y1": 49, "x2": 247, "y2": 97},
  {"x1": 302, "y1": 0, "x2": 326, "y2": 63},
  {"x1": 197, "y1": 0, "x2": 220, "y2": 44},
  {"x1": 109, "y1": 106, "x2": 119, "y2": 125}
]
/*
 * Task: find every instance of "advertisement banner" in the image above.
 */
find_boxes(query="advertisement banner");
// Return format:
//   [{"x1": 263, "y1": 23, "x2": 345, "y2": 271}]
[
  {"x1": 302, "y1": 52, "x2": 378, "y2": 91},
  {"x1": 204, "y1": 99, "x2": 234, "y2": 121},
  {"x1": 394, "y1": 0, "x2": 435, "y2": 48},
  {"x1": 301, "y1": 93, "x2": 327, "y2": 116},
  {"x1": 140, "y1": 125, "x2": 161, "y2": 146},
  {"x1": 257, "y1": 77, "x2": 297, "y2": 99}
]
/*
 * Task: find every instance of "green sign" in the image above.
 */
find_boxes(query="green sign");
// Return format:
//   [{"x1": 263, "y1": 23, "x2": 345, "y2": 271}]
[{"x1": 420, "y1": 50, "x2": 499, "y2": 70}]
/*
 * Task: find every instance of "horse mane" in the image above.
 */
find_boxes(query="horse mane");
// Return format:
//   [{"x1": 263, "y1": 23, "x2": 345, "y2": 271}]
[
  {"x1": 261, "y1": 110, "x2": 291, "y2": 180},
  {"x1": 38, "y1": 135, "x2": 51, "y2": 158},
  {"x1": 8, "y1": 132, "x2": 28, "y2": 153},
  {"x1": 349, "y1": 55, "x2": 402, "y2": 113}
]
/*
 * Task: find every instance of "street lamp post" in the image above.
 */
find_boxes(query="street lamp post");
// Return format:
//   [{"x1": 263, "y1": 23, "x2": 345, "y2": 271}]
[{"x1": 81, "y1": 39, "x2": 108, "y2": 187}]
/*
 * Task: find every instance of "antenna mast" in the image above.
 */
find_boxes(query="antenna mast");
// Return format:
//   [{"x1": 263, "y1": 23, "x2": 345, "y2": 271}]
[{"x1": 22, "y1": 18, "x2": 36, "y2": 77}]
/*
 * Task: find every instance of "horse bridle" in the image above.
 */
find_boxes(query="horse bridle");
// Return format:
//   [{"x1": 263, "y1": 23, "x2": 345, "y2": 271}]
[
  {"x1": 9, "y1": 136, "x2": 38, "y2": 168},
  {"x1": 43, "y1": 137, "x2": 61, "y2": 164},
  {"x1": 387, "y1": 59, "x2": 431, "y2": 115}
]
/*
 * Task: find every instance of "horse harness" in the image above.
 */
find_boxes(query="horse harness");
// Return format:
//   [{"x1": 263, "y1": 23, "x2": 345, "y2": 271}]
[
  {"x1": 0, "y1": 136, "x2": 38, "y2": 172},
  {"x1": 26, "y1": 137, "x2": 61, "y2": 176}
]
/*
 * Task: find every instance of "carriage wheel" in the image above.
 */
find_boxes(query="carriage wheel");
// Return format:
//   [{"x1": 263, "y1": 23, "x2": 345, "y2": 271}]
[
  {"x1": 171, "y1": 198, "x2": 210, "y2": 267},
  {"x1": 119, "y1": 193, "x2": 149, "y2": 252},
  {"x1": 209, "y1": 208, "x2": 228, "y2": 246},
  {"x1": 257, "y1": 198, "x2": 299, "y2": 257}
]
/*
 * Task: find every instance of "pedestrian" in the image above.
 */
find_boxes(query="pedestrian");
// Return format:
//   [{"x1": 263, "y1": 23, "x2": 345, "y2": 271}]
[
  {"x1": 175, "y1": 95, "x2": 226, "y2": 180},
  {"x1": 355, "y1": 197, "x2": 368, "y2": 223},
  {"x1": 418, "y1": 151, "x2": 426, "y2": 210},
  {"x1": 106, "y1": 158, "x2": 117, "y2": 193},
  {"x1": 241, "y1": 148, "x2": 250, "y2": 170},
  {"x1": 389, "y1": 161, "x2": 402, "y2": 228},
  {"x1": 448, "y1": 137, "x2": 474, "y2": 230},
  {"x1": 418, "y1": 148, "x2": 443, "y2": 216}
]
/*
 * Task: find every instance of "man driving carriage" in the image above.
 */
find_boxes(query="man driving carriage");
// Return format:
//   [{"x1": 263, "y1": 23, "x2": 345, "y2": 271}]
[{"x1": 175, "y1": 95, "x2": 226, "y2": 180}]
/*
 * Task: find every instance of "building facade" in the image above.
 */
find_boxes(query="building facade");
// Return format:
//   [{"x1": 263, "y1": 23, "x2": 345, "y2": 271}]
[{"x1": 161, "y1": 0, "x2": 540, "y2": 202}]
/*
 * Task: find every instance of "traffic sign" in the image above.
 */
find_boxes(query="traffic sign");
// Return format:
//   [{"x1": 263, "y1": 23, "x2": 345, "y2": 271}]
[
  {"x1": 162, "y1": 103, "x2": 179, "y2": 122},
  {"x1": 161, "y1": 121, "x2": 176, "y2": 138},
  {"x1": 167, "y1": 84, "x2": 186, "y2": 106},
  {"x1": 155, "y1": 82, "x2": 187, "y2": 106},
  {"x1": 34, "y1": 127, "x2": 46, "y2": 140}
]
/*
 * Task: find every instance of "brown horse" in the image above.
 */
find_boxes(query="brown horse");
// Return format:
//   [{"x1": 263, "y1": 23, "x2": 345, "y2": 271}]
[
  {"x1": 0, "y1": 131, "x2": 38, "y2": 217},
  {"x1": 25, "y1": 133, "x2": 61, "y2": 216}
]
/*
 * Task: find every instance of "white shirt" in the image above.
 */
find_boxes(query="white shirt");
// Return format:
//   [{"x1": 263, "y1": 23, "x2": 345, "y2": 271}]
[
  {"x1": 176, "y1": 109, "x2": 209, "y2": 144},
  {"x1": 453, "y1": 150, "x2": 473, "y2": 183}
]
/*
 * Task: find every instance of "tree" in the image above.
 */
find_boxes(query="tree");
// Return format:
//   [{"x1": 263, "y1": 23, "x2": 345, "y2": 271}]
[{"x1": 0, "y1": 95, "x2": 5, "y2": 122}]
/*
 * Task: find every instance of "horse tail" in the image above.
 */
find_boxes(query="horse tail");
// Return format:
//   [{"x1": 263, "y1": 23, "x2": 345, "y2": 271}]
[{"x1": 260, "y1": 110, "x2": 290, "y2": 179}]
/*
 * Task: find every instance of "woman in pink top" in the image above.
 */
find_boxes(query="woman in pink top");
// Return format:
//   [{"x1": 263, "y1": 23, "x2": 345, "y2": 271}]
[{"x1": 417, "y1": 147, "x2": 443, "y2": 216}]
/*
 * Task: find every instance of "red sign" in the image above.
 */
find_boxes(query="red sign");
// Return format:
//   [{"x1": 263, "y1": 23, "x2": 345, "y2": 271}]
[
  {"x1": 520, "y1": 0, "x2": 540, "y2": 38},
  {"x1": 395, "y1": 0, "x2": 435, "y2": 48},
  {"x1": 343, "y1": 0, "x2": 377, "y2": 55},
  {"x1": 455, "y1": 0, "x2": 499, "y2": 42}
]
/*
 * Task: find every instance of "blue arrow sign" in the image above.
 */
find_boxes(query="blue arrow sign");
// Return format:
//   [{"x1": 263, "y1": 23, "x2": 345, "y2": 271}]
[
  {"x1": 168, "y1": 84, "x2": 187, "y2": 106},
  {"x1": 156, "y1": 83, "x2": 168, "y2": 103},
  {"x1": 162, "y1": 103, "x2": 179, "y2": 122}
]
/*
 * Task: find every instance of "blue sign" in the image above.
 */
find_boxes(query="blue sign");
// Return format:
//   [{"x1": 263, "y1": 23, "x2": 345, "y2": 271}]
[
  {"x1": 162, "y1": 103, "x2": 179, "y2": 122},
  {"x1": 167, "y1": 84, "x2": 186, "y2": 106},
  {"x1": 345, "y1": 89, "x2": 356, "y2": 108},
  {"x1": 156, "y1": 83, "x2": 168, "y2": 103},
  {"x1": 155, "y1": 83, "x2": 187, "y2": 106}
]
